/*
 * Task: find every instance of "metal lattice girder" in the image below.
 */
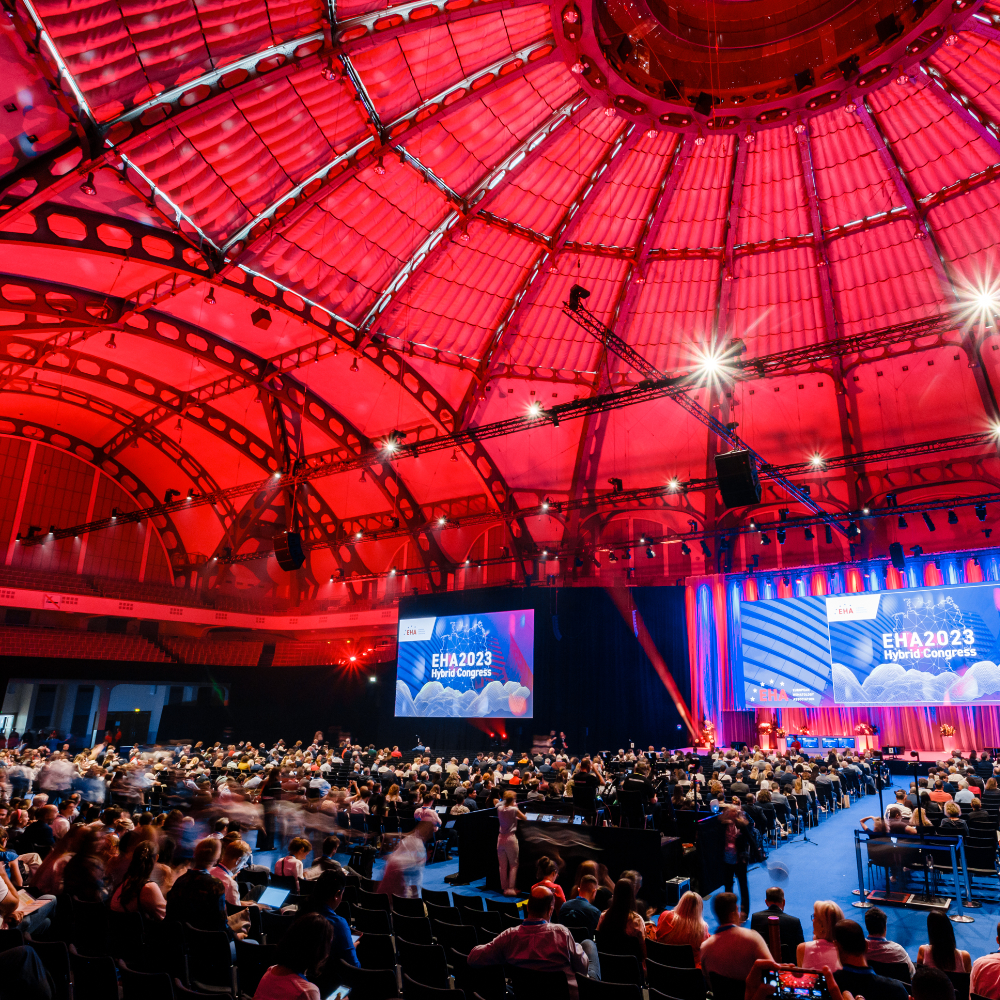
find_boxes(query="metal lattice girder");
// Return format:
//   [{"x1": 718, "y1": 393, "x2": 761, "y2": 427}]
[
  {"x1": 610, "y1": 136, "x2": 690, "y2": 333},
  {"x1": 0, "y1": 376, "x2": 235, "y2": 524},
  {"x1": 562, "y1": 300, "x2": 850, "y2": 533},
  {"x1": 0, "y1": 372, "x2": 371, "y2": 581},
  {"x1": 0, "y1": 208, "x2": 537, "y2": 554},
  {"x1": 0, "y1": 413, "x2": 189, "y2": 569},
  {"x1": 715, "y1": 137, "x2": 749, "y2": 340},
  {"x1": 459, "y1": 123, "x2": 642, "y2": 425},
  {"x1": 332, "y1": 0, "x2": 543, "y2": 54},
  {"x1": 360, "y1": 92, "x2": 591, "y2": 340},
  {"x1": 0, "y1": 272, "x2": 451, "y2": 585},
  {"x1": 226, "y1": 39, "x2": 559, "y2": 259},
  {"x1": 920, "y1": 62, "x2": 1000, "y2": 159}
]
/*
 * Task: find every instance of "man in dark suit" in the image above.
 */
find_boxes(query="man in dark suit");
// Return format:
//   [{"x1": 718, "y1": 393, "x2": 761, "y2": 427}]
[{"x1": 749, "y1": 886, "x2": 804, "y2": 963}]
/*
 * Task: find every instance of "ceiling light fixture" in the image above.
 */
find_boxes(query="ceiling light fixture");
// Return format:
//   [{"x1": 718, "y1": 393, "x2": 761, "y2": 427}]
[
  {"x1": 80, "y1": 172, "x2": 97, "y2": 196},
  {"x1": 204, "y1": 288, "x2": 216, "y2": 305},
  {"x1": 350, "y1": 357, "x2": 359, "y2": 373},
  {"x1": 105, "y1": 333, "x2": 117, "y2": 349}
]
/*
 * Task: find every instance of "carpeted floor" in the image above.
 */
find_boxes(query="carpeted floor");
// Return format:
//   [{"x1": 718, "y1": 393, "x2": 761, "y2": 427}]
[{"x1": 252, "y1": 777, "x2": 1000, "y2": 964}]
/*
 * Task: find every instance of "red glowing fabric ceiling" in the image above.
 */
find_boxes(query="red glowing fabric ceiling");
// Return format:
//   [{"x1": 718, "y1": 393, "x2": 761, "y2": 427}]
[{"x1": 1, "y1": 0, "x2": 1000, "y2": 587}]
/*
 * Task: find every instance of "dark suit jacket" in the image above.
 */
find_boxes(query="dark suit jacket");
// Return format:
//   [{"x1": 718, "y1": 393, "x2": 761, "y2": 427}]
[{"x1": 750, "y1": 905, "x2": 804, "y2": 962}]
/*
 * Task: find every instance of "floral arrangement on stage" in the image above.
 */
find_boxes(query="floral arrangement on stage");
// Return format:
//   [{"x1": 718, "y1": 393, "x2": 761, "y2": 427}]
[
  {"x1": 700, "y1": 719, "x2": 716, "y2": 746},
  {"x1": 773, "y1": 727, "x2": 786, "y2": 739},
  {"x1": 940, "y1": 723, "x2": 956, "y2": 737},
  {"x1": 855, "y1": 722, "x2": 874, "y2": 735},
  {"x1": 757, "y1": 720, "x2": 773, "y2": 735},
  {"x1": 799, "y1": 723, "x2": 811, "y2": 735}
]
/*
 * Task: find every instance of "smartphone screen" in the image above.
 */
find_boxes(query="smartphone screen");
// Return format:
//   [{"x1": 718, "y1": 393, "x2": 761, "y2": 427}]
[{"x1": 763, "y1": 969, "x2": 830, "y2": 999}]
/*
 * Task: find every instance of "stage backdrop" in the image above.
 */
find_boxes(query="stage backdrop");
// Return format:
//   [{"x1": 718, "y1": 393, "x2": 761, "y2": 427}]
[{"x1": 379, "y1": 585, "x2": 690, "y2": 753}]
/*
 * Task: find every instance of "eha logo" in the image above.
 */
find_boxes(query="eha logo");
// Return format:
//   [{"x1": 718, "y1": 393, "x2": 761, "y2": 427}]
[
  {"x1": 826, "y1": 593, "x2": 881, "y2": 623},
  {"x1": 403, "y1": 628, "x2": 419, "y2": 637},
  {"x1": 759, "y1": 688, "x2": 789, "y2": 702}
]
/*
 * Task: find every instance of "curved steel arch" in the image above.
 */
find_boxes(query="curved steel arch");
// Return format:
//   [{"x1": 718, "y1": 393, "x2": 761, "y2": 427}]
[
  {"x1": 0, "y1": 348, "x2": 374, "y2": 582},
  {"x1": 0, "y1": 201, "x2": 541, "y2": 557},
  {"x1": 0, "y1": 416, "x2": 187, "y2": 575}
]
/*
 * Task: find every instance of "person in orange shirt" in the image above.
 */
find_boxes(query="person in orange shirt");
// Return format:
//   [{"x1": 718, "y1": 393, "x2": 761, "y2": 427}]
[
  {"x1": 532, "y1": 856, "x2": 565, "y2": 914},
  {"x1": 655, "y1": 891, "x2": 710, "y2": 966},
  {"x1": 509, "y1": 769, "x2": 522, "y2": 786},
  {"x1": 927, "y1": 780, "x2": 953, "y2": 804}
]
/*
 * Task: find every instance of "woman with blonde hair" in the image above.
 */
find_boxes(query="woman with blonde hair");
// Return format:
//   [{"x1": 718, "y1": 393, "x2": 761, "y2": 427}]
[
  {"x1": 654, "y1": 891, "x2": 709, "y2": 964},
  {"x1": 797, "y1": 900, "x2": 844, "y2": 970},
  {"x1": 496, "y1": 789, "x2": 526, "y2": 896}
]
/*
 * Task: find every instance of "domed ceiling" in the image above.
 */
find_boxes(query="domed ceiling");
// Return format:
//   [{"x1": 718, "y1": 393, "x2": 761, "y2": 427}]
[{"x1": 1, "y1": 0, "x2": 999, "y2": 597}]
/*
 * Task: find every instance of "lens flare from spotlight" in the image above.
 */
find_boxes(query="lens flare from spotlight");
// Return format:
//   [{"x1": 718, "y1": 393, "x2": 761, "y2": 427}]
[
  {"x1": 955, "y1": 269, "x2": 1000, "y2": 331},
  {"x1": 809, "y1": 453, "x2": 824, "y2": 468},
  {"x1": 526, "y1": 401, "x2": 543, "y2": 418}
]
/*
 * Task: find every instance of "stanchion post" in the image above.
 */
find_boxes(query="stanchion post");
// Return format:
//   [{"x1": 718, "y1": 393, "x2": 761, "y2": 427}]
[
  {"x1": 950, "y1": 841, "x2": 974, "y2": 923},
  {"x1": 853, "y1": 830, "x2": 873, "y2": 908},
  {"x1": 958, "y1": 837, "x2": 981, "y2": 910}
]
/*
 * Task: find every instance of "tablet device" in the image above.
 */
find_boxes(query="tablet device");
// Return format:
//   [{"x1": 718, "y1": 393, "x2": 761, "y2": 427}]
[{"x1": 258, "y1": 886, "x2": 291, "y2": 909}]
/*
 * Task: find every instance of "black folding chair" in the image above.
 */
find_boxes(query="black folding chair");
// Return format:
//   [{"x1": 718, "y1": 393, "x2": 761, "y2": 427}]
[
  {"x1": 453, "y1": 893, "x2": 486, "y2": 915},
  {"x1": 28, "y1": 939, "x2": 73, "y2": 1000},
  {"x1": 422, "y1": 888, "x2": 451, "y2": 907},
  {"x1": 597, "y1": 952, "x2": 643, "y2": 988},
  {"x1": 352, "y1": 905, "x2": 393, "y2": 935},
  {"x1": 869, "y1": 961, "x2": 912, "y2": 984},
  {"x1": 449, "y1": 947, "x2": 506, "y2": 1000},
  {"x1": 434, "y1": 919, "x2": 478, "y2": 953},
  {"x1": 393, "y1": 894, "x2": 428, "y2": 917},
  {"x1": 403, "y1": 974, "x2": 467, "y2": 999},
  {"x1": 182, "y1": 922, "x2": 238, "y2": 994},
  {"x1": 360, "y1": 888, "x2": 392, "y2": 912},
  {"x1": 710, "y1": 971, "x2": 747, "y2": 1000},
  {"x1": 508, "y1": 965, "x2": 570, "y2": 998},
  {"x1": 236, "y1": 940, "x2": 278, "y2": 995},
  {"x1": 484, "y1": 898, "x2": 520, "y2": 920},
  {"x1": 645, "y1": 940, "x2": 695, "y2": 967},
  {"x1": 70, "y1": 946, "x2": 119, "y2": 1000},
  {"x1": 649, "y1": 961, "x2": 706, "y2": 1000},
  {"x1": 119, "y1": 960, "x2": 175, "y2": 1000},
  {"x1": 577, "y1": 975, "x2": 643, "y2": 1000},
  {"x1": 393, "y1": 912, "x2": 434, "y2": 944},
  {"x1": 357, "y1": 933, "x2": 397, "y2": 971},
  {"x1": 425, "y1": 901, "x2": 462, "y2": 925},
  {"x1": 339, "y1": 957, "x2": 401, "y2": 998},
  {"x1": 397, "y1": 938, "x2": 450, "y2": 989}
]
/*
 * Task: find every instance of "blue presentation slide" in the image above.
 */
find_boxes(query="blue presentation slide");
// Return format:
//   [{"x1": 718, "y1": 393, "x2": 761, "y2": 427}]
[
  {"x1": 395, "y1": 609, "x2": 534, "y2": 718},
  {"x1": 739, "y1": 582, "x2": 1000, "y2": 708}
]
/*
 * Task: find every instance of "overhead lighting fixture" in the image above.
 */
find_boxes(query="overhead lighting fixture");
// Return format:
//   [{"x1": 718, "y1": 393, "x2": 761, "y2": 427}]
[
  {"x1": 922, "y1": 512, "x2": 936, "y2": 531},
  {"x1": 680, "y1": 542, "x2": 691, "y2": 556},
  {"x1": 527, "y1": 401, "x2": 542, "y2": 417},
  {"x1": 809, "y1": 453, "x2": 824, "y2": 468},
  {"x1": 804, "y1": 527, "x2": 815, "y2": 541},
  {"x1": 824, "y1": 525, "x2": 832, "y2": 544},
  {"x1": 700, "y1": 541, "x2": 712, "y2": 558},
  {"x1": 450, "y1": 450, "x2": 459, "y2": 462},
  {"x1": 667, "y1": 477, "x2": 681, "y2": 491},
  {"x1": 898, "y1": 515, "x2": 908, "y2": 529},
  {"x1": 976, "y1": 503, "x2": 987, "y2": 522},
  {"x1": 374, "y1": 158, "x2": 385, "y2": 176},
  {"x1": 646, "y1": 546, "x2": 654, "y2": 559},
  {"x1": 776, "y1": 528, "x2": 786, "y2": 545},
  {"x1": 204, "y1": 288, "x2": 216, "y2": 305},
  {"x1": 760, "y1": 532, "x2": 771, "y2": 545},
  {"x1": 80, "y1": 172, "x2": 97, "y2": 196},
  {"x1": 947, "y1": 509, "x2": 958, "y2": 525},
  {"x1": 570, "y1": 61, "x2": 584, "y2": 74},
  {"x1": 105, "y1": 333, "x2": 117, "y2": 349},
  {"x1": 350, "y1": 357, "x2": 360, "y2": 373}
]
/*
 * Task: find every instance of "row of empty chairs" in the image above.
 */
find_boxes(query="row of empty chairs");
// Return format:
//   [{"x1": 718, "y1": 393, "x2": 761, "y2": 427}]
[
  {"x1": 0, "y1": 625, "x2": 170, "y2": 661},
  {"x1": 160, "y1": 637, "x2": 264, "y2": 666}
]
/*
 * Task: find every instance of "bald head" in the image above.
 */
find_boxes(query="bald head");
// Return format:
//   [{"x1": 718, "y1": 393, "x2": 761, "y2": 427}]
[{"x1": 527, "y1": 885, "x2": 555, "y2": 919}]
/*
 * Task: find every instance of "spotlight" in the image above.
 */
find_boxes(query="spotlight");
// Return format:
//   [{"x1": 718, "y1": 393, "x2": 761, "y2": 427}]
[
  {"x1": 251, "y1": 307, "x2": 271, "y2": 329},
  {"x1": 187, "y1": 487, "x2": 195, "y2": 499},
  {"x1": 667, "y1": 478, "x2": 681, "y2": 491},
  {"x1": 885, "y1": 492, "x2": 897, "y2": 508},
  {"x1": 350, "y1": 357, "x2": 360, "y2": 372},
  {"x1": 608, "y1": 551, "x2": 617, "y2": 563},
  {"x1": 750, "y1": 520, "x2": 757, "y2": 530},
  {"x1": 438, "y1": 517, "x2": 446, "y2": 526},
  {"x1": 910, "y1": 544, "x2": 924, "y2": 556},
  {"x1": 646, "y1": 546, "x2": 654, "y2": 559},
  {"x1": 922, "y1": 512, "x2": 936, "y2": 531},
  {"x1": 898, "y1": 515, "x2": 908, "y2": 529},
  {"x1": 824, "y1": 525, "x2": 832, "y2": 544},
  {"x1": 844, "y1": 101, "x2": 857, "y2": 113},
  {"x1": 680, "y1": 542, "x2": 691, "y2": 556},
  {"x1": 568, "y1": 284, "x2": 590, "y2": 311},
  {"x1": 359, "y1": 470, "x2": 366, "y2": 483},
  {"x1": 563, "y1": 8, "x2": 578, "y2": 22},
  {"x1": 976, "y1": 503, "x2": 987, "y2": 522},
  {"x1": 646, "y1": 128, "x2": 659, "y2": 139},
  {"x1": 111, "y1": 508, "x2": 119, "y2": 518},
  {"x1": 700, "y1": 541, "x2": 712, "y2": 558},
  {"x1": 804, "y1": 527, "x2": 815, "y2": 540},
  {"x1": 80, "y1": 172, "x2": 97, "y2": 196},
  {"x1": 776, "y1": 528, "x2": 786, "y2": 544},
  {"x1": 947, "y1": 509, "x2": 958, "y2": 525},
  {"x1": 570, "y1": 61, "x2": 584, "y2": 74},
  {"x1": 527, "y1": 401, "x2": 542, "y2": 417},
  {"x1": 105, "y1": 333, "x2": 117, "y2": 349},
  {"x1": 542, "y1": 498, "x2": 551, "y2": 509},
  {"x1": 374, "y1": 158, "x2": 385, "y2": 176},
  {"x1": 321, "y1": 62, "x2": 338, "y2": 81},
  {"x1": 760, "y1": 532, "x2": 771, "y2": 545},
  {"x1": 809, "y1": 453, "x2": 824, "y2": 468},
  {"x1": 204, "y1": 288, "x2": 216, "y2": 305},
  {"x1": 450, "y1": 450, "x2": 459, "y2": 462},
  {"x1": 608, "y1": 477, "x2": 623, "y2": 493},
  {"x1": 164, "y1": 489, "x2": 180, "y2": 503}
]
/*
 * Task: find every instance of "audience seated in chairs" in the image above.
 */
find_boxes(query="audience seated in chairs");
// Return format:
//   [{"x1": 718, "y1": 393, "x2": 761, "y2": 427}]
[
  {"x1": 700, "y1": 892, "x2": 770, "y2": 982},
  {"x1": 254, "y1": 913, "x2": 332, "y2": 1000},
  {"x1": 832, "y1": 919, "x2": 909, "y2": 1000},
  {"x1": 749, "y1": 886, "x2": 803, "y2": 963},
  {"x1": 468, "y1": 885, "x2": 592, "y2": 999},
  {"x1": 864, "y1": 907, "x2": 915, "y2": 977},
  {"x1": 654, "y1": 889, "x2": 708, "y2": 965},
  {"x1": 556, "y1": 874, "x2": 602, "y2": 940},
  {"x1": 917, "y1": 911, "x2": 971, "y2": 974}
]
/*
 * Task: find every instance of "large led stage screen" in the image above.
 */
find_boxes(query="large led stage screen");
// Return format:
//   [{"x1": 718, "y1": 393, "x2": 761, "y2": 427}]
[
  {"x1": 739, "y1": 582, "x2": 1000, "y2": 708},
  {"x1": 395, "y1": 609, "x2": 534, "y2": 718}
]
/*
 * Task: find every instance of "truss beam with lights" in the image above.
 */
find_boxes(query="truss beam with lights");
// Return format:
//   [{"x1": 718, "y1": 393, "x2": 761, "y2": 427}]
[{"x1": 562, "y1": 295, "x2": 849, "y2": 532}]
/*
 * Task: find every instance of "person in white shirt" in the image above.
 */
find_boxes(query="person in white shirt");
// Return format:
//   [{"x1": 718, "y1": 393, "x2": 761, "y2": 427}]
[
  {"x1": 955, "y1": 781, "x2": 975, "y2": 805},
  {"x1": 210, "y1": 839, "x2": 251, "y2": 906},
  {"x1": 414, "y1": 795, "x2": 442, "y2": 829},
  {"x1": 275, "y1": 837, "x2": 312, "y2": 880},
  {"x1": 885, "y1": 790, "x2": 913, "y2": 821},
  {"x1": 348, "y1": 788, "x2": 370, "y2": 815}
]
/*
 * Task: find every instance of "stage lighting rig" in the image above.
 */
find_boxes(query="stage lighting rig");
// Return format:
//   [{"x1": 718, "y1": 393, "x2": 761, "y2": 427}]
[
  {"x1": 646, "y1": 546, "x2": 655, "y2": 559},
  {"x1": 608, "y1": 477, "x2": 623, "y2": 493},
  {"x1": 898, "y1": 515, "x2": 908, "y2": 528},
  {"x1": 776, "y1": 528, "x2": 786, "y2": 544},
  {"x1": 948, "y1": 510, "x2": 959, "y2": 524},
  {"x1": 922, "y1": 512, "x2": 936, "y2": 531},
  {"x1": 680, "y1": 542, "x2": 691, "y2": 556},
  {"x1": 568, "y1": 284, "x2": 591, "y2": 311},
  {"x1": 700, "y1": 541, "x2": 712, "y2": 558},
  {"x1": 163, "y1": 489, "x2": 180, "y2": 503},
  {"x1": 804, "y1": 527, "x2": 815, "y2": 540},
  {"x1": 885, "y1": 493, "x2": 897, "y2": 508},
  {"x1": 760, "y1": 532, "x2": 771, "y2": 545},
  {"x1": 910, "y1": 544, "x2": 924, "y2": 556},
  {"x1": 976, "y1": 503, "x2": 988, "y2": 522},
  {"x1": 824, "y1": 525, "x2": 833, "y2": 544}
]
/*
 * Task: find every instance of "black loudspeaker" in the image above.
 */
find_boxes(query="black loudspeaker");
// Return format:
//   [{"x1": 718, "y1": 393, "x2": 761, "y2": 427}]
[
  {"x1": 794, "y1": 68, "x2": 814, "y2": 92},
  {"x1": 876, "y1": 14, "x2": 901, "y2": 42},
  {"x1": 714, "y1": 449, "x2": 762, "y2": 508},
  {"x1": 273, "y1": 530, "x2": 305, "y2": 571},
  {"x1": 694, "y1": 92, "x2": 714, "y2": 117},
  {"x1": 889, "y1": 541, "x2": 905, "y2": 571}
]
